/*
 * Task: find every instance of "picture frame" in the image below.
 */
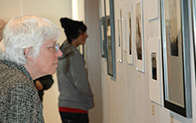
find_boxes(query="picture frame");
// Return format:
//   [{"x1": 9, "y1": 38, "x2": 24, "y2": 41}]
[
  {"x1": 105, "y1": 0, "x2": 116, "y2": 77},
  {"x1": 192, "y1": 0, "x2": 196, "y2": 85},
  {"x1": 99, "y1": 0, "x2": 107, "y2": 58},
  {"x1": 161, "y1": 0, "x2": 192, "y2": 118},
  {"x1": 148, "y1": 37, "x2": 161, "y2": 105},
  {"x1": 99, "y1": 17, "x2": 106, "y2": 57},
  {"x1": 116, "y1": 8, "x2": 123, "y2": 63},
  {"x1": 126, "y1": 2, "x2": 134, "y2": 65},
  {"x1": 135, "y1": 1, "x2": 145, "y2": 72},
  {"x1": 122, "y1": 17, "x2": 127, "y2": 53}
]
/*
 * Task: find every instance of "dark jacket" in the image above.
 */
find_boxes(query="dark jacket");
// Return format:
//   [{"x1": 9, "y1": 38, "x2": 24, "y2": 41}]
[{"x1": 34, "y1": 75, "x2": 54, "y2": 102}]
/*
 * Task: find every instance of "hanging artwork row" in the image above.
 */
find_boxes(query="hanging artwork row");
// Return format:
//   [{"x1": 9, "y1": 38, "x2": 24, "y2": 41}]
[
  {"x1": 115, "y1": 1, "x2": 144, "y2": 73},
  {"x1": 99, "y1": 0, "x2": 194, "y2": 119}
]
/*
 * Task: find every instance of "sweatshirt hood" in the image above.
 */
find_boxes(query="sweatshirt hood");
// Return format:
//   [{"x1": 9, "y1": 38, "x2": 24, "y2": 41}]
[{"x1": 59, "y1": 40, "x2": 74, "y2": 60}]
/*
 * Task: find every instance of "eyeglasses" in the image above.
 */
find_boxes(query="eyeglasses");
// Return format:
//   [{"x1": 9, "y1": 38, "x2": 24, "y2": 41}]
[{"x1": 42, "y1": 43, "x2": 60, "y2": 52}]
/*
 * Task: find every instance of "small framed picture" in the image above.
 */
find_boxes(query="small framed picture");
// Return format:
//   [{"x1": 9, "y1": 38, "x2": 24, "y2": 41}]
[
  {"x1": 99, "y1": 17, "x2": 106, "y2": 57},
  {"x1": 116, "y1": 8, "x2": 123, "y2": 63},
  {"x1": 151, "y1": 53, "x2": 157, "y2": 80},
  {"x1": 126, "y1": 2, "x2": 134, "y2": 65},
  {"x1": 135, "y1": 1, "x2": 145, "y2": 72},
  {"x1": 148, "y1": 37, "x2": 161, "y2": 105}
]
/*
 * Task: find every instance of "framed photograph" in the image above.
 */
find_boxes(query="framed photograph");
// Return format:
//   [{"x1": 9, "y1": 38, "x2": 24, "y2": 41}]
[
  {"x1": 105, "y1": 0, "x2": 116, "y2": 77},
  {"x1": 151, "y1": 53, "x2": 157, "y2": 80},
  {"x1": 148, "y1": 37, "x2": 161, "y2": 105},
  {"x1": 161, "y1": 0, "x2": 192, "y2": 118},
  {"x1": 135, "y1": 1, "x2": 145, "y2": 72},
  {"x1": 192, "y1": 0, "x2": 196, "y2": 85},
  {"x1": 99, "y1": 17, "x2": 106, "y2": 57},
  {"x1": 126, "y1": 2, "x2": 134, "y2": 65},
  {"x1": 122, "y1": 17, "x2": 127, "y2": 53},
  {"x1": 116, "y1": 8, "x2": 123, "y2": 63}
]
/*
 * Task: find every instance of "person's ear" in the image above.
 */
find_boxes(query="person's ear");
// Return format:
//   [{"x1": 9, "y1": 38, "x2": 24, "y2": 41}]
[{"x1": 24, "y1": 48, "x2": 33, "y2": 60}]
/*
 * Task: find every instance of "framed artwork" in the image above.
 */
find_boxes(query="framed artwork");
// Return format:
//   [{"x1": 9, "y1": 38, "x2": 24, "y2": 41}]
[
  {"x1": 99, "y1": 17, "x2": 106, "y2": 57},
  {"x1": 161, "y1": 0, "x2": 192, "y2": 118},
  {"x1": 135, "y1": 1, "x2": 145, "y2": 72},
  {"x1": 105, "y1": 0, "x2": 116, "y2": 77},
  {"x1": 151, "y1": 53, "x2": 157, "y2": 80},
  {"x1": 192, "y1": 0, "x2": 196, "y2": 85},
  {"x1": 148, "y1": 37, "x2": 161, "y2": 105},
  {"x1": 126, "y1": 2, "x2": 134, "y2": 65},
  {"x1": 122, "y1": 17, "x2": 127, "y2": 53},
  {"x1": 116, "y1": 8, "x2": 123, "y2": 63}
]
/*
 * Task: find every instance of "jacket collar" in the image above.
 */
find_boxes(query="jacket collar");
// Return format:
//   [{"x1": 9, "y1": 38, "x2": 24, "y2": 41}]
[{"x1": 0, "y1": 60, "x2": 33, "y2": 83}]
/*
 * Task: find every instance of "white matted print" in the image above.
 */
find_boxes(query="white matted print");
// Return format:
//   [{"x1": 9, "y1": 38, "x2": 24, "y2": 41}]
[
  {"x1": 126, "y1": 2, "x2": 134, "y2": 65},
  {"x1": 135, "y1": 1, "x2": 144, "y2": 72},
  {"x1": 116, "y1": 8, "x2": 123, "y2": 63},
  {"x1": 122, "y1": 18, "x2": 127, "y2": 53},
  {"x1": 148, "y1": 37, "x2": 161, "y2": 105}
]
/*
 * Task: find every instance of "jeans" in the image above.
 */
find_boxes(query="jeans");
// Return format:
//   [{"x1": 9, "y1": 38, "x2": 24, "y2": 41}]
[{"x1": 60, "y1": 112, "x2": 89, "y2": 123}]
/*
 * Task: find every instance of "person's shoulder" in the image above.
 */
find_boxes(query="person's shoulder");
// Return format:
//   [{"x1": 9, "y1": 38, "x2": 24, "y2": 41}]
[
  {"x1": 0, "y1": 62, "x2": 34, "y2": 87},
  {"x1": 71, "y1": 48, "x2": 83, "y2": 60},
  {"x1": 71, "y1": 46, "x2": 81, "y2": 55}
]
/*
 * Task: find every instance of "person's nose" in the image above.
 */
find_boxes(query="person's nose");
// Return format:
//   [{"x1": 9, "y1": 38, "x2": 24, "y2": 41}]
[{"x1": 56, "y1": 49, "x2": 63, "y2": 57}]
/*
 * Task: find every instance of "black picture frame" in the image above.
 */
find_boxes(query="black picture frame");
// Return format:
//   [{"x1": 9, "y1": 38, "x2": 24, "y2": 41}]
[{"x1": 160, "y1": 0, "x2": 192, "y2": 118}]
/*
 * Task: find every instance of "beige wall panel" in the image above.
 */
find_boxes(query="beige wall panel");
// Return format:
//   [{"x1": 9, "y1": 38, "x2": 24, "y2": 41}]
[
  {"x1": 21, "y1": 0, "x2": 72, "y2": 44},
  {"x1": 0, "y1": 0, "x2": 21, "y2": 21},
  {"x1": 85, "y1": 0, "x2": 103, "y2": 123}
]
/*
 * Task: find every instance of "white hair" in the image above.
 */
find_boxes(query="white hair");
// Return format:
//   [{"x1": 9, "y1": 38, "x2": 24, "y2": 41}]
[{"x1": 0, "y1": 15, "x2": 60, "y2": 65}]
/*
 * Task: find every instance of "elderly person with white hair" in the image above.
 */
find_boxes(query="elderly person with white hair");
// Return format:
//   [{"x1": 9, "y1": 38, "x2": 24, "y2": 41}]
[{"x1": 0, "y1": 15, "x2": 62, "y2": 122}]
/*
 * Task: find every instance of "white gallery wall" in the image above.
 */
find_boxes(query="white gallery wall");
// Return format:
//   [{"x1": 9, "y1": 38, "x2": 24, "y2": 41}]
[
  {"x1": 98, "y1": 0, "x2": 196, "y2": 123},
  {"x1": 0, "y1": 0, "x2": 103, "y2": 123},
  {"x1": 84, "y1": 0, "x2": 103, "y2": 123}
]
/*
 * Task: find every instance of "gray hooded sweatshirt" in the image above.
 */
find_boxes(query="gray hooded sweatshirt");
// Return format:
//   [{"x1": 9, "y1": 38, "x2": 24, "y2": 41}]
[{"x1": 57, "y1": 41, "x2": 94, "y2": 111}]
